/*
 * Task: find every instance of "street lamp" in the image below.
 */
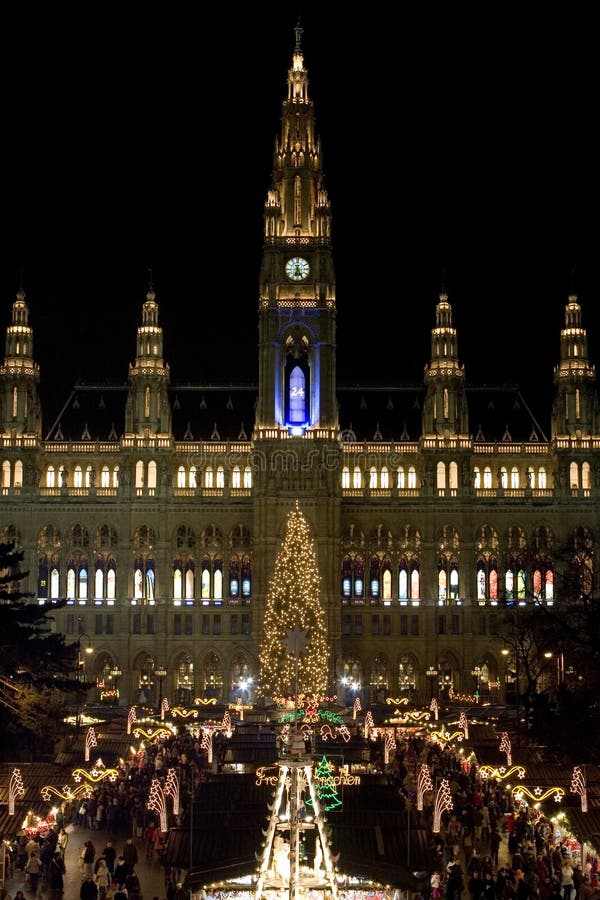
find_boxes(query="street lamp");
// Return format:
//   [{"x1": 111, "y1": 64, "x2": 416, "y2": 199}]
[
  {"x1": 110, "y1": 666, "x2": 122, "y2": 704},
  {"x1": 75, "y1": 633, "x2": 94, "y2": 729},
  {"x1": 426, "y1": 666, "x2": 439, "y2": 701},
  {"x1": 155, "y1": 665, "x2": 167, "y2": 711},
  {"x1": 502, "y1": 646, "x2": 520, "y2": 746},
  {"x1": 471, "y1": 666, "x2": 482, "y2": 698}
]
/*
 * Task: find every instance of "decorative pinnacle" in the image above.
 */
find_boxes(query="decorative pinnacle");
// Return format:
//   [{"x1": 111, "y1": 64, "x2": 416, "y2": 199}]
[{"x1": 294, "y1": 19, "x2": 303, "y2": 51}]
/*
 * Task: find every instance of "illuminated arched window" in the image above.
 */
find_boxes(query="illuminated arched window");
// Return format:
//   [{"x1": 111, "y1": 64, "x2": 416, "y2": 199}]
[
  {"x1": 397, "y1": 467, "x2": 405, "y2": 489},
  {"x1": 190, "y1": 466, "x2": 197, "y2": 488},
  {"x1": 135, "y1": 460, "x2": 144, "y2": 488},
  {"x1": 216, "y1": 467, "x2": 225, "y2": 488},
  {"x1": 353, "y1": 467, "x2": 362, "y2": 489},
  {"x1": 500, "y1": 467, "x2": 508, "y2": 488},
  {"x1": 205, "y1": 467, "x2": 214, "y2": 489},
  {"x1": 369, "y1": 467, "x2": 377, "y2": 489},
  {"x1": 510, "y1": 467, "x2": 519, "y2": 489},
  {"x1": 382, "y1": 566, "x2": 392, "y2": 600},
  {"x1": 342, "y1": 467, "x2": 350, "y2": 489},
  {"x1": 408, "y1": 467, "x2": 417, "y2": 489},
  {"x1": 232, "y1": 466, "x2": 241, "y2": 488},
  {"x1": 1, "y1": 460, "x2": 10, "y2": 488},
  {"x1": 483, "y1": 467, "x2": 492, "y2": 489},
  {"x1": 14, "y1": 460, "x2": 23, "y2": 486},
  {"x1": 177, "y1": 467, "x2": 186, "y2": 488},
  {"x1": 538, "y1": 467, "x2": 547, "y2": 489},
  {"x1": 112, "y1": 466, "x2": 119, "y2": 488},
  {"x1": 173, "y1": 563, "x2": 183, "y2": 599},
  {"x1": 570, "y1": 461, "x2": 579, "y2": 488},
  {"x1": 185, "y1": 563, "x2": 195, "y2": 599},
  {"x1": 473, "y1": 467, "x2": 481, "y2": 489},
  {"x1": 398, "y1": 565, "x2": 408, "y2": 600},
  {"x1": 381, "y1": 467, "x2": 389, "y2": 489},
  {"x1": 411, "y1": 566, "x2": 420, "y2": 599},
  {"x1": 101, "y1": 466, "x2": 110, "y2": 488},
  {"x1": 147, "y1": 460, "x2": 157, "y2": 489},
  {"x1": 582, "y1": 461, "x2": 591, "y2": 489},
  {"x1": 448, "y1": 461, "x2": 458, "y2": 489},
  {"x1": 47, "y1": 466, "x2": 55, "y2": 488},
  {"x1": 74, "y1": 466, "x2": 83, "y2": 488},
  {"x1": 436, "y1": 461, "x2": 446, "y2": 489},
  {"x1": 243, "y1": 467, "x2": 252, "y2": 488}
]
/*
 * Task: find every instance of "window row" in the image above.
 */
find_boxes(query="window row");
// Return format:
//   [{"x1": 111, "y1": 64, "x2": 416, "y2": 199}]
[
  {"x1": 342, "y1": 554, "x2": 559, "y2": 603},
  {"x1": 67, "y1": 611, "x2": 251, "y2": 637},
  {"x1": 39, "y1": 554, "x2": 253, "y2": 602},
  {"x1": 339, "y1": 461, "x2": 593, "y2": 490}
]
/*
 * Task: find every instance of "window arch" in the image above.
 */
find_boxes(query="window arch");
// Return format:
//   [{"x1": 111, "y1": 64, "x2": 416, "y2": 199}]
[
  {"x1": 134, "y1": 556, "x2": 156, "y2": 602},
  {"x1": 380, "y1": 466, "x2": 389, "y2": 489},
  {"x1": 341, "y1": 554, "x2": 364, "y2": 600},
  {"x1": 232, "y1": 466, "x2": 241, "y2": 488},
  {"x1": 353, "y1": 466, "x2": 362, "y2": 489},
  {"x1": 582, "y1": 461, "x2": 592, "y2": 490},
  {"x1": 510, "y1": 467, "x2": 519, "y2": 489},
  {"x1": 569, "y1": 461, "x2": 579, "y2": 488},
  {"x1": 369, "y1": 467, "x2": 377, "y2": 489}
]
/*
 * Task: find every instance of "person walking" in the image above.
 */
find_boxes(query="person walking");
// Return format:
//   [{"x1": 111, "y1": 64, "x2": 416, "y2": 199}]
[
  {"x1": 48, "y1": 851, "x2": 66, "y2": 899},
  {"x1": 25, "y1": 850, "x2": 42, "y2": 894},
  {"x1": 102, "y1": 841, "x2": 116, "y2": 878},
  {"x1": 122, "y1": 838, "x2": 138, "y2": 876},
  {"x1": 80, "y1": 874, "x2": 99, "y2": 900},
  {"x1": 94, "y1": 857, "x2": 110, "y2": 900},
  {"x1": 82, "y1": 840, "x2": 96, "y2": 878}
]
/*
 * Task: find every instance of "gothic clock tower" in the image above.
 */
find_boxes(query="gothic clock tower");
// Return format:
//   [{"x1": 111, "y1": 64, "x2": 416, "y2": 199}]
[
  {"x1": 255, "y1": 23, "x2": 338, "y2": 436},
  {"x1": 253, "y1": 24, "x2": 341, "y2": 695}
]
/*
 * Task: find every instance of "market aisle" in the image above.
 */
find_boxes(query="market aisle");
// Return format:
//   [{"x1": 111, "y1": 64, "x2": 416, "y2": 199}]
[{"x1": 5, "y1": 823, "x2": 170, "y2": 900}]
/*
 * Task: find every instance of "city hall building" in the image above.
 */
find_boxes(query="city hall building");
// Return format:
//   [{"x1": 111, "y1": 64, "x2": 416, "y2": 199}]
[{"x1": 1, "y1": 27, "x2": 598, "y2": 713}]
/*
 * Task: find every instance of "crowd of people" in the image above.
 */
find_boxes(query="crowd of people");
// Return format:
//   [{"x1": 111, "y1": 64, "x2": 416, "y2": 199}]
[{"x1": 1, "y1": 718, "x2": 598, "y2": 900}]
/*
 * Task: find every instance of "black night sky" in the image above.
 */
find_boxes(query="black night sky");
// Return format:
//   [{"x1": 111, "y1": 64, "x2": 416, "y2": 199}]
[{"x1": 1, "y1": 6, "x2": 599, "y2": 428}]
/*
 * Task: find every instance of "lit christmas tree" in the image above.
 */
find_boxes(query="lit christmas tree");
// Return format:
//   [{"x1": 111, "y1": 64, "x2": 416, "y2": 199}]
[
  {"x1": 258, "y1": 504, "x2": 329, "y2": 701},
  {"x1": 306, "y1": 755, "x2": 342, "y2": 811}
]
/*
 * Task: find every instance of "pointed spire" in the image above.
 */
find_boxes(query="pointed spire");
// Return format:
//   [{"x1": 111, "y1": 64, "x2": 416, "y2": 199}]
[{"x1": 294, "y1": 17, "x2": 303, "y2": 51}]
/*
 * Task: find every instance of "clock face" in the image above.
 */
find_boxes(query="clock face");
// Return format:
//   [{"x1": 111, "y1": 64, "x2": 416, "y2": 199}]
[{"x1": 285, "y1": 257, "x2": 310, "y2": 282}]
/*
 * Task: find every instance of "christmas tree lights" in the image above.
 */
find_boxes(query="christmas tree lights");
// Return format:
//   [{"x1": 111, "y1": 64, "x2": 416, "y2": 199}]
[{"x1": 258, "y1": 505, "x2": 329, "y2": 701}]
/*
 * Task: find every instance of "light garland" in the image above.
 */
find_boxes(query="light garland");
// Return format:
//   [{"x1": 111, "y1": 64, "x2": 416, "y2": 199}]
[
  {"x1": 133, "y1": 726, "x2": 175, "y2": 740},
  {"x1": 72, "y1": 766, "x2": 119, "y2": 783},
  {"x1": 147, "y1": 778, "x2": 168, "y2": 832},
  {"x1": 433, "y1": 778, "x2": 453, "y2": 832},
  {"x1": 170, "y1": 706, "x2": 199, "y2": 719},
  {"x1": 364, "y1": 710, "x2": 374, "y2": 739},
  {"x1": 161, "y1": 697, "x2": 170, "y2": 721},
  {"x1": 511, "y1": 785, "x2": 565, "y2": 804},
  {"x1": 164, "y1": 767, "x2": 180, "y2": 816},
  {"x1": 458, "y1": 712, "x2": 469, "y2": 739},
  {"x1": 417, "y1": 764, "x2": 433, "y2": 811},
  {"x1": 9, "y1": 768, "x2": 24, "y2": 815},
  {"x1": 84, "y1": 727, "x2": 97, "y2": 762},
  {"x1": 385, "y1": 696, "x2": 409, "y2": 706},
  {"x1": 127, "y1": 706, "x2": 137, "y2": 734},
  {"x1": 193, "y1": 697, "x2": 218, "y2": 706},
  {"x1": 479, "y1": 764, "x2": 525, "y2": 781},
  {"x1": 500, "y1": 731, "x2": 512, "y2": 766},
  {"x1": 353, "y1": 696, "x2": 362, "y2": 720},
  {"x1": 570, "y1": 766, "x2": 587, "y2": 812},
  {"x1": 41, "y1": 783, "x2": 92, "y2": 802},
  {"x1": 430, "y1": 698, "x2": 439, "y2": 721},
  {"x1": 384, "y1": 731, "x2": 396, "y2": 764}
]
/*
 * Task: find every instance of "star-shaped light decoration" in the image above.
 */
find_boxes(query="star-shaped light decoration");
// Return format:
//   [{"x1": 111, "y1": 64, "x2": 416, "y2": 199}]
[{"x1": 283, "y1": 627, "x2": 309, "y2": 656}]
